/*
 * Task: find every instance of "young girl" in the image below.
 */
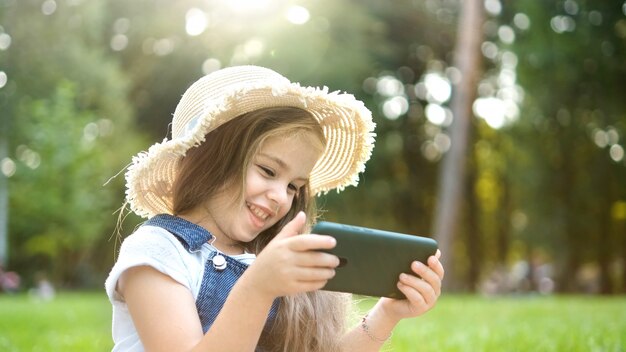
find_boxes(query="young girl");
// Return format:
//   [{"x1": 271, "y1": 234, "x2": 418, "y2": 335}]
[{"x1": 105, "y1": 65, "x2": 444, "y2": 352}]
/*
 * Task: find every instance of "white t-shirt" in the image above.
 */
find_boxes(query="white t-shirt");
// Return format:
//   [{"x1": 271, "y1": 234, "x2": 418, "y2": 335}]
[{"x1": 105, "y1": 225, "x2": 255, "y2": 352}]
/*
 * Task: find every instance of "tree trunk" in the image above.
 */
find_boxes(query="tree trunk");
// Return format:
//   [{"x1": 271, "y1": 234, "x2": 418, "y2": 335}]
[
  {"x1": 432, "y1": 0, "x2": 484, "y2": 290},
  {"x1": 555, "y1": 136, "x2": 579, "y2": 293},
  {"x1": 0, "y1": 80, "x2": 10, "y2": 268},
  {"x1": 0, "y1": 126, "x2": 8, "y2": 267},
  {"x1": 597, "y1": 156, "x2": 613, "y2": 294},
  {"x1": 0, "y1": 4, "x2": 16, "y2": 269},
  {"x1": 621, "y1": 220, "x2": 626, "y2": 293},
  {"x1": 497, "y1": 173, "x2": 511, "y2": 265},
  {"x1": 465, "y1": 151, "x2": 480, "y2": 292}
]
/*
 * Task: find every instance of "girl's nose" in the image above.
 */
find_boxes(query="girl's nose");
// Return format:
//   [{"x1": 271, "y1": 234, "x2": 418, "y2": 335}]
[{"x1": 267, "y1": 184, "x2": 290, "y2": 208}]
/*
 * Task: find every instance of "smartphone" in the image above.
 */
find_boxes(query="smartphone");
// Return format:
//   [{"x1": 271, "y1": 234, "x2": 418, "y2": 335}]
[{"x1": 312, "y1": 221, "x2": 438, "y2": 298}]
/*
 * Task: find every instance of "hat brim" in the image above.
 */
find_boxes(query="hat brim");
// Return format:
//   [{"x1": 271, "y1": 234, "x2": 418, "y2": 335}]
[{"x1": 125, "y1": 82, "x2": 375, "y2": 219}]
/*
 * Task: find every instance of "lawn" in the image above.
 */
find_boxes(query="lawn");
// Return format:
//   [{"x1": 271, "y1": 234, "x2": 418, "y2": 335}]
[
  {"x1": 380, "y1": 295, "x2": 626, "y2": 351},
  {"x1": 0, "y1": 291, "x2": 112, "y2": 351},
  {"x1": 0, "y1": 292, "x2": 624, "y2": 351}
]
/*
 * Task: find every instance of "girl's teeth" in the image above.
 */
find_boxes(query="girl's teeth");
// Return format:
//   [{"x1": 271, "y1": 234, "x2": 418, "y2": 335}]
[{"x1": 249, "y1": 204, "x2": 268, "y2": 220}]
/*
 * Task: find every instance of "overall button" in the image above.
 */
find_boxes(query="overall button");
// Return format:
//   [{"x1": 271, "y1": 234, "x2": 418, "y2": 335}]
[{"x1": 212, "y1": 254, "x2": 227, "y2": 271}]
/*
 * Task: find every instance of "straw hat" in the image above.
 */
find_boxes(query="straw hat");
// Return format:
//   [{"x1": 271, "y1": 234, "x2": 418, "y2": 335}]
[{"x1": 125, "y1": 65, "x2": 376, "y2": 218}]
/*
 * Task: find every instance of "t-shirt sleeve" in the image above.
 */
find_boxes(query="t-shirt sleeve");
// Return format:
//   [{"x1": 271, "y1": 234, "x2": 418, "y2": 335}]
[{"x1": 105, "y1": 226, "x2": 193, "y2": 303}]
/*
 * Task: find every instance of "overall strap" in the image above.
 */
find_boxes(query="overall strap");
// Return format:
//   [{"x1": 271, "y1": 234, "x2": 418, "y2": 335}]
[{"x1": 144, "y1": 214, "x2": 213, "y2": 252}]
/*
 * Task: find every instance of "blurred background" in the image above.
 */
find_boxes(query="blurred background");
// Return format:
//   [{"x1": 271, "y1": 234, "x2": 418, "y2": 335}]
[{"x1": 0, "y1": 0, "x2": 625, "y2": 298}]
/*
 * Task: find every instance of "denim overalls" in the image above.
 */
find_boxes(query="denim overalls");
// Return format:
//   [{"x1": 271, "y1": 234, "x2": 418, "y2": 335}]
[{"x1": 144, "y1": 214, "x2": 280, "y2": 340}]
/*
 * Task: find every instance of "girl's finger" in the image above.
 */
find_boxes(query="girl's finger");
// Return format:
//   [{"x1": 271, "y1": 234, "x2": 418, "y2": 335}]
[
  {"x1": 272, "y1": 211, "x2": 307, "y2": 240},
  {"x1": 399, "y1": 273, "x2": 437, "y2": 306},
  {"x1": 428, "y1": 257, "x2": 445, "y2": 279},
  {"x1": 293, "y1": 251, "x2": 340, "y2": 268},
  {"x1": 292, "y1": 267, "x2": 336, "y2": 282},
  {"x1": 397, "y1": 281, "x2": 428, "y2": 311},
  {"x1": 427, "y1": 256, "x2": 445, "y2": 280},
  {"x1": 287, "y1": 234, "x2": 337, "y2": 251},
  {"x1": 411, "y1": 262, "x2": 442, "y2": 296}
]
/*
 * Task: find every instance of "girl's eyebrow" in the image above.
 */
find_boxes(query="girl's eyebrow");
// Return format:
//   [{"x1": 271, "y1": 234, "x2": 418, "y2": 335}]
[
  {"x1": 257, "y1": 152, "x2": 309, "y2": 182},
  {"x1": 258, "y1": 152, "x2": 287, "y2": 169}
]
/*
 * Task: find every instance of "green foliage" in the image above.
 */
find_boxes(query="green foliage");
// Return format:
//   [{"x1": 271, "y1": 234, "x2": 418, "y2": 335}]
[
  {"x1": 1, "y1": 0, "x2": 147, "y2": 286},
  {"x1": 10, "y1": 83, "x2": 119, "y2": 283},
  {"x1": 497, "y1": 0, "x2": 626, "y2": 292}
]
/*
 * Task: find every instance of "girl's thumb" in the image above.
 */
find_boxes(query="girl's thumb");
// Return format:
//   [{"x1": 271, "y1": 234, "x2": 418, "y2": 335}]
[{"x1": 275, "y1": 211, "x2": 306, "y2": 239}]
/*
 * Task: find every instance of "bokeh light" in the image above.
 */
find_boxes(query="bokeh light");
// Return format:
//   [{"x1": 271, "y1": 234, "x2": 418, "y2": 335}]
[
  {"x1": 501, "y1": 51, "x2": 518, "y2": 69},
  {"x1": 16, "y1": 145, "x2": 41, "y2": 170},
  {"x1": 607, "y1": 128, "x2": 620, "y2": 145},
  {"x1": 376, "y1": 75, "x2": 404, "y2": 97},
  {"x1": 513, "y1": 13, "x2": 530, "y2": 30},
  {"x1": 588, "y1": 11, "x2": 603, "y2": 26},
  {"x1": 0, "y1": 32, "x2": 11, "y2": 50},
  {"x1": 110, "y1": 34, "x2": 128, "y2": 51},
  {"x1": 610, "y1": 145, "x2": 625, "y2": 162},
  {"x1": 83, "y1": 122, "x2": 99, "y2": 143},
  {"x1": 425, "y1": 103, "x2": 452, "y2": 126},
  {"x1": 152, "y1": 38, "x2": 175, "y2": 56},
  {"x1": 550, "y1": 16, "x2": 576, "y2": 33},
  {"x1": 0, "y1": 71, "x2": 7, "y2": 89},
  {"x1": 498, "y1": 25, "x2": 515, "y2": 44},
  {"x1": 1, "y1": 157, "x2": 16, "y2": 177},
  {"x1": 285, "y1": 5, "x2": 310, "y2": 25},
  {"x1": 382, "y1": 96, "x2": 409, "y2": 120},
  {"x1": 563, "y1": 0, "x2": 579, "y2": 15},
  {"x1": 423, "y1": 73, "x2": 451, "y2": 104},
  {"x1": 202, "y1": 58, "x2": 222, "y2": 75},
  {"x1": 484, "y1": 0, "x2": 502, "y2": 16},
  {"x1": 41, "y1": 0, "x2": 56, "y2": 15},
  {"x1": 113, "y1": 18, "x2": 130, "y2": 34},
  {"x1": 186, "y1": 8, "x2": 208, "y2": 36},
  {"x1": 421, "y1": 141, "x2": 441, "y2": 161},
  {"x1": 434, "y1": 132, "x2": 451, "y2": 153},
  {"x1": 231, "y1": 38, "x2": 265, "y2": 64},
  {"x1": 473, "y1": 97, "x2": 518, "y2": 129},
  {"x1": 445, "y1": 66, "x2": 462, "y2": 84},
  {"x1": 593, "y1": 129, "x2": 609, "y2": 148},
  {"x1": 481, "y1": 41, "x2": 499, "y2": 60}
]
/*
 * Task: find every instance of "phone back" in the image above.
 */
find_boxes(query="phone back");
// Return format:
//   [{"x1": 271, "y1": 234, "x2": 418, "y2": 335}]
[{"x1": 312, "y1": 221, "x2": 438, "y2": 298}]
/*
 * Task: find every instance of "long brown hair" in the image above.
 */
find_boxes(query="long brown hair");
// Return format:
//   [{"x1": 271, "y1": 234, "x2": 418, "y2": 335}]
[{"x1": 172, "y1": 107, "x2": 350, "y2": 352}]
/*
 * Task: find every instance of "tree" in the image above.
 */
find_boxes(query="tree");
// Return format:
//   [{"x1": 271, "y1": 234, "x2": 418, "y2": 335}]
[{"x1": 432, "y1": 0, "x2": 485, "y2": 289}]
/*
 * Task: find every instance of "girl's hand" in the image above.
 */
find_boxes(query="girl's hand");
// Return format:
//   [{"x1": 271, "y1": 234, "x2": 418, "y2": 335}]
[
  {"x1": 378, "y1": 250, "x2": 445, "y2": 320},
  {"x1": 242, "y1": 212, "x2": 340, "y2": 299}
]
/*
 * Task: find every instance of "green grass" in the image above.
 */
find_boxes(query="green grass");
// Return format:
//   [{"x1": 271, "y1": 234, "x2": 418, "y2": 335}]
[
  {"x1": 0, "y1": 291, "x2": 112, "y2": 352},
  {"x1": 0, "y1": 292, "x2": 624, "y2": 351},
  {"x1": 384, "y1": 295, "x2": 626, "y2": 352}
]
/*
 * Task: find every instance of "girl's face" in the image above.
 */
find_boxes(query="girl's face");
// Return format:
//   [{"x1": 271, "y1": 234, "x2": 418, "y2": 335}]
[{"x1": 205, "y1": 133, "x2": 322, "y2": 244}]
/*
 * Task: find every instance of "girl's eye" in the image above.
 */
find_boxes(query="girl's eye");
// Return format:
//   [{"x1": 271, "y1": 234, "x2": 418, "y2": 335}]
[
  {"x1": 288, "y1": 183, "x2": 298, "y2": 192},
  {"x1": 259, "y1": 165, "x2": 275, "y2": 177}
]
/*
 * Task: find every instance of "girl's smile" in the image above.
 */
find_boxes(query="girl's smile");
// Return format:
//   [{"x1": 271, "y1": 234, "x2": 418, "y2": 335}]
[{"x1": 246, "y1": 202, "x2": 273, "y2": 222}]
